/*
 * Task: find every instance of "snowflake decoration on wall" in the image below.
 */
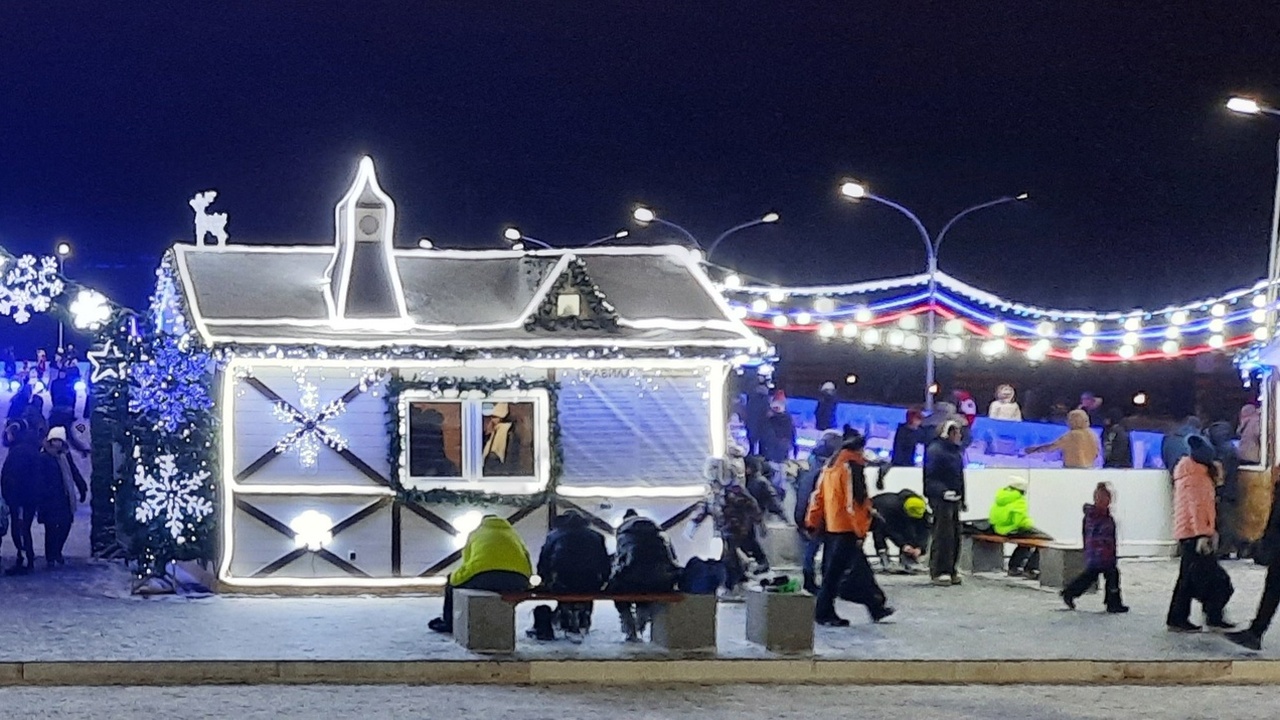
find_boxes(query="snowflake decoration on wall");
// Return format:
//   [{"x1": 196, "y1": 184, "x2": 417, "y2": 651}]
[
  {"x1": 134, "y1": 453, "x2": 213, "y2": 541},
  {"x1": 0, "y1": 254, "x2": 64, "y2": 324},
  {"x1": 129, "y1": 333, "x2": 213, "y2": 433},
  {"x1": 273, "y1": 372, "x2": 349, "y2": 468}
]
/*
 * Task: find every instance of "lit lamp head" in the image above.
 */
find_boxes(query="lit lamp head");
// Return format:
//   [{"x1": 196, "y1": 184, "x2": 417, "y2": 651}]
[
  {"x1": 55, "y1": 241, "x2": 72, "y2": 258},
  {"x1": 612, "y1": 229, "x2": 630, "y2": 240},
  {"x1": 839, "y1": 181, "x2": 868, "y2": 200},
  {"x1": 761, "y1": 211, "x2": 780, "y2": 223},
  {"x1": 1227, "y1": 97, "x2": 1262, "y2": 115},
  {"x1": 632, "y1": 206, "x2": 657, "y2": 224}
]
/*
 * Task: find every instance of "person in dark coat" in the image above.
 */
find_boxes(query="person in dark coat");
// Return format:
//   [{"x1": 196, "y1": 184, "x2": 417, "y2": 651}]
[
  {"x1": 1, "y1": 420, "x2": 39, "y2": 574},
  {"x1": 36, "y1": 427, "x2": 87, "y2": 567},
  {"x1": 759, "y1": 397, "x2": 797, "y2": 499},
  {"x1": 1208, "y1": 420, "x2": 1242, "y2": 559},
  {"x1": 871, "y1": 489, "x2": 931, "y2": 572},
  {"x1": 1101, "y1": 408, "x2": 1133, "y2": 469},
  {"x1": 1061, "y1": 482, "x2": 1128, "y2": 613},
  {"x1": 48, "y1": 367, "x2": 76, "y2": 412},
  {"x1": 794, "y1": 429, "x2": 841, "y2": 593},
  {"x1": 744, "y1": 456, "x2": 786, "y2": 523},
  {"x1": 891, "y1": 409, "x2": 927, "y2": 467},
  {"x1": 744, "y1": 382, "x2": 770, "y2": 455},
  {"x1": 1227, "y1": 477, "x2": 1280, "y2": 650},
  {"x1": 6, "y1": 380, "x2": 31, "y2": 421},
  {"x1": 924, "y1": 422, "x2": 966, "y2": 585},
  {"x1": 608, "y1": 510, "x2": 679, "y2": 641},
  {"x1": 814, "y1": 382, "x2": 838, "y2": 431},
  {"x1": 536, "y1": 509, "x2": 611, "y2": 635},
  {"x1": 1161, "y1": 416, "x2": 1203, "y2": 475}
]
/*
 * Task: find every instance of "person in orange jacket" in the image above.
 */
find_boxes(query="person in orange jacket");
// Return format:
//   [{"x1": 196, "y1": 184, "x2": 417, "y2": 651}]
[{"x1": 805, "y1": 433, "x2": 894, "y2": 626}]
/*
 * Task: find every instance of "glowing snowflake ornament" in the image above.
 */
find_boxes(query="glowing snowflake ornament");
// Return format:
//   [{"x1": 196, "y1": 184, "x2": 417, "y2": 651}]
[
  {"x1": 70, "y1": 289, "x2": 111, "y2": 330},
  {"x1": 0, "y1": 255, "x2": 64, "y2": 324},
  {"x1": 273, "y1": 373, "x2": 349, "y2": 468},
  {"x1": 134, "y1": 453, "x2": 213, "y2": 540}
]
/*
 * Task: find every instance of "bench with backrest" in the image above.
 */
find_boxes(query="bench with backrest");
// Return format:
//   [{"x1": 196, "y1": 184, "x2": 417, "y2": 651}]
[
  {"x1": 961, "y1": 534, "x2": 1094, "y2": 590},
  {"x1": 451, "y1": 589, "x2": 716, "y2": 654}
]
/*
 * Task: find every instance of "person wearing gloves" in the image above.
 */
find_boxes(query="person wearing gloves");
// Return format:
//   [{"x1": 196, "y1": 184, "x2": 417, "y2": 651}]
[
  {"x1": 989, "y1": 477, "x2": 1052, "y2": 579},
  {"x1": 924, "y1": 421, "x2": 967, "y2": 586},
  {"x1": 1024, "y1": 409, "x2": 1099, "y2": 469},
  {"x1": 1166, "y1": 435, "x2": 1234, "y2": 633},
  {"x1": 428, "y1": 515, "x2": 532, "y2": 634},
  {"x1": 988, "y1": 384, "x2": 1023, "y2": 422},
  {"x1": 870, "y1": 489, "x2": 930, "y2": 573},
  {"x1": 38, "y1": 426, "x2": 87, "y2": 567},
  {"x1": 805, "y1": 433, "x2": 894, "y2": 626}
]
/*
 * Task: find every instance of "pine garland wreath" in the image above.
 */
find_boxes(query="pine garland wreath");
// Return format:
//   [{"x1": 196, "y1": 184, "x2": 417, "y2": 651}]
[
  {"x1": 524, "y1": 256, "x2": 619, "y2": 332},
  {"x1": 385, "y1": 373, "x2": 561, "y2": 507}
]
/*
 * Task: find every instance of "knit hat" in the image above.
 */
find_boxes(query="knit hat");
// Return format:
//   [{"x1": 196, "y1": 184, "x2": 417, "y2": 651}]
[
  {"x1": 903, "y1": 495, "x2": 927, "y2": 519},
  {"x1": 1008, "y1": 477, "x2": 1029, "y2": 493},
  {"x1": 46, "y1": 426, "x2": 67, "y2": 443}
]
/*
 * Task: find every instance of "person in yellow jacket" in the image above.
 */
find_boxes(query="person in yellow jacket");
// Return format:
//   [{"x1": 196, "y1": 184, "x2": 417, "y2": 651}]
[
  {"x1": 804, "y1": 433, "x2": 894, "y2": 626},
  {"x1": 429, "y1": 515, "x2": 532, "y2": 634}
]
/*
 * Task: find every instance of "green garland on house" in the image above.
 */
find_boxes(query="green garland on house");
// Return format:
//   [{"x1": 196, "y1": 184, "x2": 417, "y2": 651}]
[
  {"x1": 524, "y1": 256, "x2": 619, "y2": 332},
  {"x1": 385, "y1": 373, "x2": 561, "y2": 508}
]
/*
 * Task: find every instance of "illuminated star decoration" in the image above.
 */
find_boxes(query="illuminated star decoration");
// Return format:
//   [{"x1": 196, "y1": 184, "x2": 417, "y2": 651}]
[
  {"x1": 133, "y1": 453, "x2": 213, "y2": 541},
  {"x1": 273, "y1": 372, "x2": 349, "y2": 468},
  {"x1": 0, "y1": 254, "x2": 64, "y2": 324},
  {"x1": 87, "y1": 340, "x2": 127, "y2": 383}
]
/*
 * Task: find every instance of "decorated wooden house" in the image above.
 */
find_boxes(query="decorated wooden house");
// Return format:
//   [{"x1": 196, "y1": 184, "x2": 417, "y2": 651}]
[{"x1": 157, "y1": 157, "x2": 768, "y2": 590}]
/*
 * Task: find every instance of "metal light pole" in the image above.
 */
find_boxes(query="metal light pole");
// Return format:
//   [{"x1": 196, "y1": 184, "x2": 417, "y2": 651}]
[
  {"x1": 705, "y1": 212, "x2": 780, "y2": 260},
  {"x1": 1227, "y1": 97, "x2": 1280, "y2": 340},
  {"x1": 839, "y1": 182, "x2": 1026, "y2": 411},
  {"x1": 55, "y1": 240, "x2": 72, "y2": 350}
]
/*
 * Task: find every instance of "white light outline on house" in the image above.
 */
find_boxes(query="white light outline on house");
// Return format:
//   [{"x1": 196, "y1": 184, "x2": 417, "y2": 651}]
[{"x1": 323, "y1": 156, "x2": 411, "y2": 327}]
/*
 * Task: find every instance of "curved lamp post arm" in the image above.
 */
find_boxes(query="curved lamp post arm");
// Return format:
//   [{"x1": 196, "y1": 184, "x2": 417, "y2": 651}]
[
  {"x1": 706, "y1": 219, "x2": 767, "y2": 260},
  {"x1": 866, "y1": 194, "x2": 935, "y2": 268},
  {"x1": 519, "y1": 235, "x2": 554, "y2": 250},
  {"x1": 649, "y1": 217, "x2": 702, "y2": 248},
  {"x1": 934, "y1": 196, "x2": 1021, "y2": 262}
]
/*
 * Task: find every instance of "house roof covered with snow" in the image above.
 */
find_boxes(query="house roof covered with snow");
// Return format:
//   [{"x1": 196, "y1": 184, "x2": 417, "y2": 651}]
[{"x1": 170, "y1": 158, "x2": 764, "y2": 354}]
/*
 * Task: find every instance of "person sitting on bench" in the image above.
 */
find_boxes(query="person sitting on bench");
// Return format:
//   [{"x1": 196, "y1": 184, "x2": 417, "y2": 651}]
[
  {"x1": 989, "y1": 478, "x2": 1052, "y2": 579},
  {"x1": 535, "y1": 509, "x2": 611, "y2": 639},
  {"x1": 871, "y1": 489, "x2": 931, "y2": 573},
  {"x1": 428, "y1": 515, "x2": 532, "y2": 634},
  {"x1": 608, "y1": 509, "x2": 680, "y2": 642}
]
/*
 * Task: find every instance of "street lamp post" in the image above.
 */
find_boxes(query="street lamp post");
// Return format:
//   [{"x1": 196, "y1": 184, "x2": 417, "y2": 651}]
[
  {"x1": 839, "y1": 182, "x2": 1026, "y2": 411},
  {"x1": 631, "y1": 206, "x2": 701, "y2": 248},
  {"x1": 630, "y1": 205, "x2": 781, "y2": 258},
  {"x1": 505, "y1": 226, "x2": 632, "y2": 249},
  {"x1": 55, "y1": 241, "x2": 72, "y2": 350},
  {"x1": 1227, "y1": 97, "x2": 1280, "y2": 340},
  {"x1": 704, "y1": 212, "x2": 780, "y2": 260}
]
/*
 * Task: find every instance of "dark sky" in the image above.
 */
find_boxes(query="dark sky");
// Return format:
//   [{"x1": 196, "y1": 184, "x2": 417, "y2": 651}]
[{"x1": 4, "y1": 2, "x2": 1280, "y2": 326}]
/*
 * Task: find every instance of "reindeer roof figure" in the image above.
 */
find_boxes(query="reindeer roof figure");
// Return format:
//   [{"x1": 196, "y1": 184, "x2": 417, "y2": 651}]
[{"x1": 190, "y1": 190, "x2": 228, "y2": 247}]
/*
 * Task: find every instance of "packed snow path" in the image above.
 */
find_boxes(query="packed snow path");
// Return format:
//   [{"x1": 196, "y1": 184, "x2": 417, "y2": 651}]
[
  {"x1": 3, "y1": 555, "x2": 1277, "y2": 662},
  {"x1": 3, "y1": 684, "x2": 1279, "y2": 719}
]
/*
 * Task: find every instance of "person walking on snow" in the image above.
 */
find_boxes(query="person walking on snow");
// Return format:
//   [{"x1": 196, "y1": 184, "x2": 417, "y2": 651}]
[
  {"x1": 36, "y1": 426, "x2": 86, "y2": 568},
  {"x1": 1226, "y1": 473, "x2": 1280, "y2": 650},
  {"x1": 1166, "y1": 436, "x2": 1234, "y2": 633},
  {"x1": 795, "y1": 429, "x2": 842, "y2": 593},
  {"x1": 805, "y1": 433, "x2": 894, "y2": 626},
  {"x1": 815, "y1": 381, "x2": 838, "y2": 431},
  {"x1": 988, "y1": 384, "x2": 1023, "y2": 421},
  {"x1": 1061, "y1": 482, "x2": 1128, "y2": 613},
  {"x1": 924, "y1": 421, "x2": 966, "y2": 586},
  {"x1": 1, "y1": 420, "x2": 39, "y2": 574}
]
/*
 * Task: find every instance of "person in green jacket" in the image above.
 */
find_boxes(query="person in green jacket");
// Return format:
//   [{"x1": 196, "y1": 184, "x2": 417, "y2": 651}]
[
  {"x1": 989, "y1": 477, "x2": 1052, "y2": 579},
  {"x1": 429, "y1": 515, "x2": 533, "y2": 634}
]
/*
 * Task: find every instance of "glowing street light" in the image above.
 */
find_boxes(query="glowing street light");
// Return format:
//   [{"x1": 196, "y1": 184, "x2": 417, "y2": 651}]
[
  {"x1": 838, "y1": 179, "x2": 1027, "y2": 410},
  {"x1": 1226, "y1": 95, "x2": 1280, "y2": 343},
  {"x1": 54, "y1": 239, "x2": 72, "y2": 348},
  {"x1": 501, "y1": 226, "x2": 553, "y2": 250},
  {"x1": 1228, "y1": 97, "x2": 1262, "y2": 115},
  {"x1": 705, "y1": 211, "x2": 783, "y2": 260},
  {"x1": 632, "y1": 205, "x2": 657, "y2": 224},
  {"x1": 56, "y1": 241, "x2": 72, "y2": 257}
]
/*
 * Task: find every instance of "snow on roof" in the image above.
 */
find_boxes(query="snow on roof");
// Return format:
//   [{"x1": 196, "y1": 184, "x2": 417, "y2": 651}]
[{"x1": 172, "y1": 243, "x2": 765, "y2": 352}]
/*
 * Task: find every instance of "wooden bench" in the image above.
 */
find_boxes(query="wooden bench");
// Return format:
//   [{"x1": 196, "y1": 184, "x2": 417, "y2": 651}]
[
  {"x1": 960, "y1": 534, "x2": 1095, "y2": 591},
  {"x1": 452, "y1": 590, "x2": 717, "y2": 654}
]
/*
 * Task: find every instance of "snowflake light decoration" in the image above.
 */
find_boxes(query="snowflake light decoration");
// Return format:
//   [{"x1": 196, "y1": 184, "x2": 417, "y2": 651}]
[
  {"x1": 70, "y1": 289, "x2": 111, "y2": 330},
  {"x1": 0, "y1": 254, "x2": 64, "y2": 324},
  {"x1": 273, "y1": 372, "x2": 349, "y2": 468},
  {"x1": 129, "y1": 333, "x2": 213, "y2": 433},
  {"x1": 134, "y1": 453, "x2": 213, "y2": 540}
]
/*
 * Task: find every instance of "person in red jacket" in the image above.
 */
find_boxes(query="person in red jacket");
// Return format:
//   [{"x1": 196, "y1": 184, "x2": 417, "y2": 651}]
[
  {"x1": 1166, "y1": 436, "x2": 1234, "y2": 633},
  {"x1": 805, "y1": 433, "x2": 894, "y2": 626}
]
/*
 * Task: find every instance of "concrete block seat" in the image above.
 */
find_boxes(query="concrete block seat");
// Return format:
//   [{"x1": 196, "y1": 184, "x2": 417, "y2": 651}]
[
  {"x1": 745, "y1": 588, "x2": 815, "y2": 654},
  {"x1": 960, "y1": 534, "x2": 1095, "y2": 592},
  {"x1": 450, "y1": 590, "x2": 717, "y2": 654}
]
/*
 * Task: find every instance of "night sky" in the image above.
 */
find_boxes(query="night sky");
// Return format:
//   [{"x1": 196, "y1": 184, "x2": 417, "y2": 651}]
[{"x1": 4, "y1": 2, "x2": 1280, "y2": 336}]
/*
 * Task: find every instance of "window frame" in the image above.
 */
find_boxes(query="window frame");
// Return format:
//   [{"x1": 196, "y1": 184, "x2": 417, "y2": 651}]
[{"x1": 398, "y1": 387, "x2": 551, "y2": 495}]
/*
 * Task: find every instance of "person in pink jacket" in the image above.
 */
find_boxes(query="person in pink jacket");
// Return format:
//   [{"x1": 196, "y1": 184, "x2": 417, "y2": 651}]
[{"x1": 1166, "y1": 435, "x2": 1234, "y2": 632}]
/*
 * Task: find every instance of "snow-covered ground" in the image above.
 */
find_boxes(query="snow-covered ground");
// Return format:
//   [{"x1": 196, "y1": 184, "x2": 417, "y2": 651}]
[
  {"x1": 1, "y1": 684, "x2": 1276, "y2": 719},
  {"x1": 3, "y1": 546, "x2": 1276, "y2": 662}
]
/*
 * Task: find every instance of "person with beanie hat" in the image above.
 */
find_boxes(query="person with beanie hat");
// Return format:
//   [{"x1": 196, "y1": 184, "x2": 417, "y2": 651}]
[
  {"x1": 989, "y1": 477, "x2": 1052, "y2": 579},
  {"x1": 1, "y1": 419, "x2": 40, "y2": 574},
  {"x1": 815, "y1": 382, "x2": 838, "y2": 431},
  {"x1": 1166, "y1": 435, "x2": 1234, "y2": 632},
  {"x1": 870, "y1": 489, "x2": 931, "y2": 572},
  {"x1": 924, "y1": 421, "x2": 966, "y2": 585},
  {"x1": 1061, "y1": 482, "x2": 1128, "y2": 613},
  {"x1": 805, "y1": 433, "x2": 894, "y2": 626},
  {"x1": 36, "y1": 426, "x2": 87, "y2": 568}
]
